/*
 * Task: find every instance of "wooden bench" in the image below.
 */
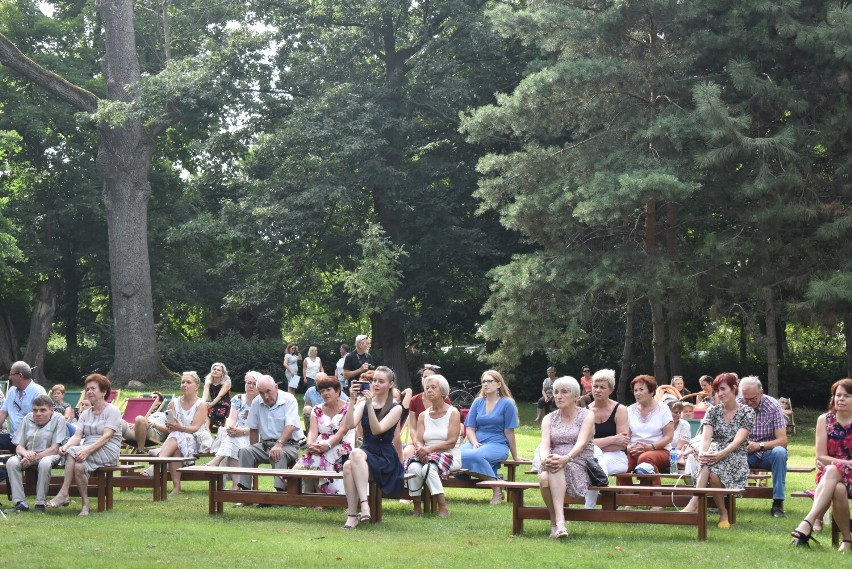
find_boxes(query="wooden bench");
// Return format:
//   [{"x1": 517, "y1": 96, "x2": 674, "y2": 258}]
[
  {"x1": 478, "y1": 480, "x2": 740, "y2": 541},
  {"x1": 179, "y1": 465, "x2": 411, "y2": 523},
  {"x1": 116, "y1": 456, "x2": 196, "y2": 501},
  {"x1": 744, "y1": 466, "x2": 815, "y2": 499}
]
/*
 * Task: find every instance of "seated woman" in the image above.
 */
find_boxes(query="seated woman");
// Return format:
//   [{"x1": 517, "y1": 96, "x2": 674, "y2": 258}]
[
  {"x1": 584, "y1": 369, "x2": 629, "y2": 508},
  {"x1": 202, "y1": 362, "x2": 231, "y2": 430},
  {"x1": 538, "y1": 376, "x2": 595, "y2": 538},
  {"x1": 50, "y1": 384, "x2": 76, "y2": 422},
  {"x1": 461, "y1": 370, "x2": 522, "y2": 505},
  {"x1": 405, "y1": 374, "x2": 461, "y2": 517},
  {"x1": 624, "y1": 375, "x2": 674, "y2": 476},
  {"x1": 207, "y1": 371, "x2": 260, "y2": 489},
  {"x1": 341, "y1": 366, "x2": 404, "y2": 529},
  {"x1": 682, "y1": 373, "x2": 754, "y2": 528},
  {"x1": 294, "y1": 373, "x2": 354, "y2": 495},
  {"x1": 47, "y1": 374, "x2": 122, "y2": 516},
  {"x1": 790, "y1": 378, "x2": 852, "y2": 552},
  {"x1": 156, "y1": 371, "x2": 210, "y2": 495}
]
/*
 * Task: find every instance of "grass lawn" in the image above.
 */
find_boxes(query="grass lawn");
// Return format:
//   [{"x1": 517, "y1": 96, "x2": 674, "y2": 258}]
[{"x1": 0, "y1": 402, "x2": 839, "y2": 568}]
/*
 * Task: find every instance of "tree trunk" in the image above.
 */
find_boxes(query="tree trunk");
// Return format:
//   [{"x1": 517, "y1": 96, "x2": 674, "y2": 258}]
[
  {"x1": 618, "y1": 298, "x2": 635, "y2": 404},
  {"x1": 60, "y1": 245, "x2": 81, "y2": 348},
  {"x1": 0, "y1": 300, "x2": 21, "y2": 373},
  {"x1": 373, "y1": 312, "x2": 410, "y2": 390},
  {"x1": 97, "y1": 0, "x2": 164, "y2": 385},
  {"x1": 844, "y1": 312, "x2": 852, "y2": 377},
  {"x1": 24, "y1": 280, "x2": 57, "y2": 383},
  {"x1": 666, "y1": 288, "x2": 683, "y2": 379},
  {"x1": 763, "y1": 286, "x2": 779, "y2": 397},
  {"x1": 649, "y1": 293, "x2": 667, "y2": 383}
]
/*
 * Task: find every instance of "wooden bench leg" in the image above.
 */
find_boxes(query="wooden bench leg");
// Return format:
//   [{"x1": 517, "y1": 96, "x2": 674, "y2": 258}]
[
  {"x1": 96, "y1": 473, "x2": 107, "y2": 513},
  {"x1": 697, "y1": 493, "x2": 707, "y2": 541},
  {"x1": 510, "y1": 488, "x2": 524, "y2": 535}
]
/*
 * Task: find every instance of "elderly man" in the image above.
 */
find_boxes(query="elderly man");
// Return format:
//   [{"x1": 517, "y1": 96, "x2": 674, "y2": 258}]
[
  {"x1": 237, "y1": 375, "x2": 304, "y2": 493},
  {"x1": 342, "y1": 334, "x2": 373, "y2": 386},
  {"x1": 738, "y1": 375, "x2": 789, "y2": 517},
  {"x1": 0, "y1": 361, "x2": 48, "y2": 452},
  {"x1": 4, "y1": 395, "x2": 66, "y2": 514}
]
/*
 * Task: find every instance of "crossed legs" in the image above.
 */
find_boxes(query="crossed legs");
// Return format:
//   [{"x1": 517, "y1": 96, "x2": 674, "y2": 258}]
[{"x1": 342, "y1": 449, "x2": 370, "y2": 528}]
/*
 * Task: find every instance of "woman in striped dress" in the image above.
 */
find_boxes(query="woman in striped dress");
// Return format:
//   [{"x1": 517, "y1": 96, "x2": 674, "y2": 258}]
[{"x1": 47, "y1": 374, "x2": 122, "y2": 516}]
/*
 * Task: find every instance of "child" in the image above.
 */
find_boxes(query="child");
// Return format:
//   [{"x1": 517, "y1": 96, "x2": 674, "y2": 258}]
[
  {"x1": 682, "y1": 401, "x2": 695, "y2": 420},
  {"x1": 668, "y1": 401, "x2": 692, "y2": 466}
]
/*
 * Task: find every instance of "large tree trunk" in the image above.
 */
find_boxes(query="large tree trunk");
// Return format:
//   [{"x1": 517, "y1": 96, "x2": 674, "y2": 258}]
[
  {"x1": 844, "y1": 312, "x2": 852, "y2": 378},
  {"x1": 0, "y1": 300, "x2": 21, "y2": 373},
  {"x1": 371, "y1": 312, "x2": 410, "y2": 390},
  {"x1": 97, "y1": 0, "x2": 163, "y2": 385},
  {"x1": 644, "y1": 197, "x2": 667, "y2": 382},
  {"x1": 618, "y1": 298, "x2": 635, "y2": 404},
  {"x1": 763, "y1": 286, "x2": 779, "y2": 397},
  {"x1": 666, "y1": 289, "x2": 683, "y2": 379},
  {"x1": 59, "y1": 245, "x2": 81, "y2": 348},
  {"x1": 24, "y1": 280, "x2": 57, "y2": 383}
]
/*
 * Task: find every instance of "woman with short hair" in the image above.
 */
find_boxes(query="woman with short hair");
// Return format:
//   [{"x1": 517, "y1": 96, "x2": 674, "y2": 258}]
[{"x1": 625, "y1": 375, "x2": 674, "y2": 474}]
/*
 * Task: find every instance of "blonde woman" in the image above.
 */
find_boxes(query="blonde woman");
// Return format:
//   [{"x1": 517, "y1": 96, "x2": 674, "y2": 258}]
[
  {"x1": 302, "y1": 346, "x2": 324, "y2": 389},
  {"x1": 156, "y1": 372, "x2": 210, "y2": 495},
  {"x1": 460, "y1": 370, "x2": 521, "y2": 504},
  {"x1": 202, "y1": 362, "x2": 231, "y2": 429}
]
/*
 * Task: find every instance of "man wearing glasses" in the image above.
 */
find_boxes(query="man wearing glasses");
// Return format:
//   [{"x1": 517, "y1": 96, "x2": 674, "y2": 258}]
[
  {"x1": 737, "y1": 375, "x2": 788, "y2": 518},
  {"x1": 1, "y1": 362, "x2": 48, "y2": 453}
]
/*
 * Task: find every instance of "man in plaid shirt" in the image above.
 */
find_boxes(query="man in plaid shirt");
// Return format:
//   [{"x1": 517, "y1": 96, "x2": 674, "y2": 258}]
[{"x1": 737, "y1": 375, "x2": 788, "y2": 518}]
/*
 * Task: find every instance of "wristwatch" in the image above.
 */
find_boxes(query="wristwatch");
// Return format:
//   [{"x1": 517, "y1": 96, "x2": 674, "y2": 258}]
[{"x1": 759, "y1": 442, "x2": 765, "y2": 451}]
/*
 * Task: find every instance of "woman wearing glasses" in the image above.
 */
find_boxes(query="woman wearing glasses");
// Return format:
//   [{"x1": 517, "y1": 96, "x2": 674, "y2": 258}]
[{"x1": 460, "y1": 370, "x2": 521, "y2": 504}]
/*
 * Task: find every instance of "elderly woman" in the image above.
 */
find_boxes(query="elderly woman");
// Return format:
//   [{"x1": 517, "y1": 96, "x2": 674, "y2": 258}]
[
  {"x1": 294, "y1": 373, "x2": 355, "y2": 495},
  {"x1": 202, "y1": 362, "x2": 232, "y2": 430},
  {"x1": 206, "y1": 371, "x2": 260, "y2": 488},
  {"x1": 156, "y1": 371, "x2": 210, "y2": 495},
  {"x1": 47, "y1": 374, "x2": 122, "y2": 516},
  {"x1": 790, "y1": 378, "x2": 852, "y2": 551},
  {"x1": 460, "y1": 370, "x2": 522, "y2": 505},
  {"x1": 50, "y1": 384, "x2": 76, "y2": 422},
  {"x1": 584, "y1": 369, "x2": 629, "y2": 508},
  {"x1": 538, "y1": 376, "x2": 595, "y2": 538},
  {"x1": 625, "y1": 375, "x2": 674, "y2": 475},
  {"x1": 341, "y1": 366, "x2": 404, "y2": 528},
  {"x1": 682, "y1": 373, "x2": 754, "y2": 528},
  {"x1": 405, "y1": 374, "x2": 461, "y2": 517}
]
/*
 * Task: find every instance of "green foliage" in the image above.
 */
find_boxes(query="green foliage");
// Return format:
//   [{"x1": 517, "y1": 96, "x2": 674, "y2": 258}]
[{"x1": 343, "y1": 223, "x2": 407, "y2": 315}]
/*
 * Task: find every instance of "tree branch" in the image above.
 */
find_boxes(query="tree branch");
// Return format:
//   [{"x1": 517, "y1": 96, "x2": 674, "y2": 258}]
[{"x1": 0, "y1": 32, "x2": 99, "y2": 113}]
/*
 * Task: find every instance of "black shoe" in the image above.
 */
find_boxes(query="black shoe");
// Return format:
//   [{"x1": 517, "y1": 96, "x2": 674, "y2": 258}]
[
  {"x1": 3, "y1": 501, "x2": 29, "y2": 514},
  {"x1": 34, "y1": 504, "x2": 46, "y2": 514},
  {"x1": 772, "y1": 503, "x2": 786, "y2": 518},
  {"x1": 790, "y1": 519, "x2": 819, "y2": 547}
]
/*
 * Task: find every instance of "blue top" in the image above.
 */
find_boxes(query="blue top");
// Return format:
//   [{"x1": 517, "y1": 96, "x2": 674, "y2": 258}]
[
  {"x1": 1, "y1": 381, "x2": 48, "y2": 435},
  {"x1": 303, "y1": 386, "x2": 349, "y2": 408},
  {"x1": 464, "y1": 397, "x2": 519, "y2": 445}
]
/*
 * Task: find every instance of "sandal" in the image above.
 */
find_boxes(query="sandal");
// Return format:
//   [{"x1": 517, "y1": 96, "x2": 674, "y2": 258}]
[
  {"x1": 46, "y1": 496, "x2": 70, "y2": 509},
  {"x1": 552, "y1": 522, "x2": 568, "y2": 539},
  {"x1": 78, "y1": 506, "x2": 90, "y2": 517},
  {"x1": 790, "y1": 519, "x2": 819, "y2": 547},
  {"x1": 358, "y1": 499, "x2": 371, "y2": 523},
  {"x1": 840, "y1": 540, "x2": 852, "y2": 553},
  {"x1": 342, "y1": 512, "x2": 359, "y2": 529}
]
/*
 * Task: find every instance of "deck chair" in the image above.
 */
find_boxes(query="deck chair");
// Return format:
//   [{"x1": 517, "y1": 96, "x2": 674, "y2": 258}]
[
  {"x1": 158, "y1": 393, "x2": 174, "y2": 412},
  {"x1": 105, "y1": 389, "x2": 121, "y2": 405},
  {"x1": 64, "y1": 391, "x2": 83, "y2": 408},
  {"x1": 120, "y1": 397, "x2": 158, "y2": 423}
]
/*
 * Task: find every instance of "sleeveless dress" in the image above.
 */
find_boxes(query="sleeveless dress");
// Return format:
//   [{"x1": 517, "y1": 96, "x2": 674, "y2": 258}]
[
  {"x1": 548, "y1": 407, "x2": 594, "y2": 498},
  {"x1": 166, "y1": 397, "x2": 207, "y2": 457},
  {"x1": 294, "y1": 402, "x2": 355, "y2": 494},
  {"x1": 697, "y1": 404, "x2": 755, "y2": 494},
  {"x1": 304, "y1": 357, "x2": 322, "y2": 388},
  {"x1": 207, "y1": 382, "x2": 231, "y2": 428},
  {"x1": 818, "y1": 411, "x2": 852, "y2": 497},
  {"x1": 360, "y1": 402, "x2": 404, "y2": 496}
]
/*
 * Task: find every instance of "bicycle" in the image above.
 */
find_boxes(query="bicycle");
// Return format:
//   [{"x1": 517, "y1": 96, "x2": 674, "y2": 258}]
[{"x1": 448, "y1": 378, "x2": 480, "y2": 409}]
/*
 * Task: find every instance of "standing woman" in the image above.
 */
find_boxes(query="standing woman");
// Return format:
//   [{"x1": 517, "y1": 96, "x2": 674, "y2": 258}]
[
  {"x1": 538, "y1": 376, "x2": 595, "y2": 538},
  {"x1": 47, "y1": 374, "x2": 122, "y2": 516},
  {"x1": 341, "y1": 367, "x2": 404, "y2": 528},
  {"x1": 302, "y1": 346, "x2": 324, "y2": 390},
  {"x1": 624, "y1": 375, "x2": 674, "y2": 475},
  {"x1": 284, "y1": 342, "x2": 303, "y2": 394},
  {"x1": 207, "y1": 371, "x2": 261, "y2": 488},
  {"x1": 460, "y1": 370, "x2": 522, "y2": 505},
  {"x1": 202, "y1": 362, "x2": 231, "y2": 430},
  {"x1": 156, "y1": 372, "x2": 210, "y2": 495},
  {"x1": 682, "y1": 373, "x2": 754, "y2": 528},
  {"x1": 790, "y1": 378, "x2": 852, "y2": 551}
]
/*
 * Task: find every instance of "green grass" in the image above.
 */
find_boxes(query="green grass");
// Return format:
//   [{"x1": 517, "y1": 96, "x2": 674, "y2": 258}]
[{"x1": 0, "y1": 404, "x2": 839, "y2": 568}]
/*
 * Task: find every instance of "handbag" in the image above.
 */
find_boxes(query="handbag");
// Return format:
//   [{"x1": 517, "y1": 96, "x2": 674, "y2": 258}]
[{"x1": 585, "y1": 457, "x2": 608, "y2": 487}]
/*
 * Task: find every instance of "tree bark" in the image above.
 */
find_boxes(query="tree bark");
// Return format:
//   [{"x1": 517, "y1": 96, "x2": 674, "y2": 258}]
[
  {"x1": 60, "y1": 245, "x2": 81, "y2": 348},
  {"x1": 844, "y1": 312, "x2": 852, "y2": 378},
  {"x1": 649, "y1": 293, "x2": 668, "y2": 383},
  {"x1": 618, "y1": 298, "x2": 635, "y2": 404},
  {"x1": 666, "y1": 289, "x2": 683, "y2": 379},
  {"x1": 763, "y1": 286, "x2": 779, "y2": 397},
  {"x1": 24, "y1": 281, "x2": 58, "y2": 383},
  {"x1": 0, "y1": 300, "x2": 21, "y2": 373}
]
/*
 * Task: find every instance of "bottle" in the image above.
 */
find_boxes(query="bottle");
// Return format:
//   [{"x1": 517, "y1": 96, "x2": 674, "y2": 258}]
[{"x1": 669, "y1": 446, "x2": 678, "y2": 474}]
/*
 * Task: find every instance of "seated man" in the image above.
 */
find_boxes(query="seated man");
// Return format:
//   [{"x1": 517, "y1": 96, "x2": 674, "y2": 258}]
[
  {"x1": 237, "y1": 375, "x2": 304, "y2": 493},
  {"x1": 738, "y1": 375, "x2": 788, "y2": 517},
  {"x1": 4, "y1": 395, "x2": 66, "y2": 514}
]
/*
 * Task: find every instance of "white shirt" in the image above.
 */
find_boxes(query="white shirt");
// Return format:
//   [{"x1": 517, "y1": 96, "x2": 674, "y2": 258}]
[{"x1": 628, "y1": 402, "x2": 674, "y2": 450}]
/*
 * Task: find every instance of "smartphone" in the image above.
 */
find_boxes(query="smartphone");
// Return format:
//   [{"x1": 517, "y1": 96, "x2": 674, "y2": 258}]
[
  {"x1": 166, "y1": 409, "x2": 176, "y2": 423},
  {"x1": 360, "y1": 381, "x2": 371, "y2": 392}
]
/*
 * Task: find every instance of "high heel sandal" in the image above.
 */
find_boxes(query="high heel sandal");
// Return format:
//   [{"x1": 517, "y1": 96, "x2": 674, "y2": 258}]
[
  {"x1": 342, "y1": 512, "x2": 359, "y2": 529},
  {"x1": 790, "y1": 519, "x2": 819, "y2": 548},
  {"x1": 839, "y1": 539, "x2": 852, "y2": 553},
  {"x1": 358, "y1": 499, "x2": 371, "y2": 523}
]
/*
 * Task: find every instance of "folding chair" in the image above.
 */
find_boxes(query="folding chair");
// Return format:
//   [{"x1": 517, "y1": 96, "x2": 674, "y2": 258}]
[{"x1": 120, "y1": 397, "x2": 158, "y2": 424}]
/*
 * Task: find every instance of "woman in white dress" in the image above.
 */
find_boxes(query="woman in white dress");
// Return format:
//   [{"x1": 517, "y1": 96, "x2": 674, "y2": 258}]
[
  {"x1": 207, "y1": 371, "x2": 260, "y2": 488},
  {"x1": 302, "y1": 346, "x2": 324, "y2": 390},
  {"x1": 284, "y1": 342, "x2": 302, "y2": 394},
  {"x1": 156, "y1": 371, "x2": 209, "y2": 495}
]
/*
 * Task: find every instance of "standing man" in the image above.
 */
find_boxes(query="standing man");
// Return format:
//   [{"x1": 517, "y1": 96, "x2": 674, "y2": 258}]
[
  {"x1": 342, "y1": 335, "x2": 373, "y2": 387},
  {"x1": 335, "y1": 344, "x2": 350, "y2": 389},
  {"x1": 3, "y1": 395, "x2": 66, "y2": 514},
  {"x1": 1, "y1": 361, "x2": 48, "y2": 452},
  {"x1": 534, "y1": 366, "x2": 556, "y2": 421},
  {"x1": 738, "y1": 375, "x2": 789, "y2": 517},
  {"x1": 237, "y1": 375, "x2": 303, "y2": 492}
]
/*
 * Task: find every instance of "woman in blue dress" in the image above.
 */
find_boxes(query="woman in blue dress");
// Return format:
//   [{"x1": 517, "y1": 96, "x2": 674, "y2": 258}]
[
  {"x1": 461, "y1": 370, "x2": 522, "y2": 504},
  {"x1": 341, "y1": 366, "x2": 404, "y2": 528}
]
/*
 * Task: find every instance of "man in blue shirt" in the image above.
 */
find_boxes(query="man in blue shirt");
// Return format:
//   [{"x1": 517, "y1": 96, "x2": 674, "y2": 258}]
[{"x1": 1, "y1": 361, "x2": 48, "y2": 452}]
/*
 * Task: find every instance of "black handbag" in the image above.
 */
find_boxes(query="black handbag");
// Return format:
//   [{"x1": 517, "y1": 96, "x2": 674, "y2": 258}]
[{"x1": 585, "y1": 457, "x2": 609, "y2": 487}]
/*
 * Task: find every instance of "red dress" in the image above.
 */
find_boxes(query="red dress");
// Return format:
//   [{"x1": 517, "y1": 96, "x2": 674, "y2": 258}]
[{"x1": 817, "y1": 412, "x2": 852, "y2": 498}]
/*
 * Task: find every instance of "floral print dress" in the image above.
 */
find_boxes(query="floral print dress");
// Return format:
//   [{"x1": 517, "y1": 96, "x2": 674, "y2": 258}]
[
  {"x1": 294, "y1": 402, "x2": 354, "y2": 494},
  {"x1": 818, "y1": 412, "x2": 852, "y2": 497},
  {"x1": 698, "y1": 404, "x2": 755, "y2": 494}
]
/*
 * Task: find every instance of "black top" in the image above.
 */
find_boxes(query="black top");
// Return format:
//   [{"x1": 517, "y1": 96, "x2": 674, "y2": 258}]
[
  {"x1": 343, "y1": 351, "x2": 373, "y2": 381},
  {"x1": 594, "y1": 402, "x2": 620, "y2": 439}
]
